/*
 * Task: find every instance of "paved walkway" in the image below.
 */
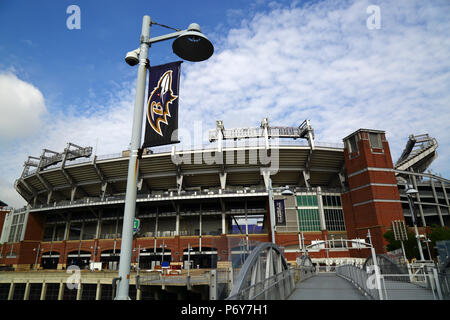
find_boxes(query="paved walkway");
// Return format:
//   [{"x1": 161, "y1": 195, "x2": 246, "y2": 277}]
[
  {"x1": 288, "y1": 273, "x2": 367, "y2": 300},
  {"x1": 381, "y1": 280, "x2": 434, "y2": 300}
]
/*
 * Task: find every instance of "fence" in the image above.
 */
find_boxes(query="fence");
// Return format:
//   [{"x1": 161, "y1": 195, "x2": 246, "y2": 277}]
[
  {"x1": 337, "y1": 264, "x2": 450, "y2": 300},
  {"x1": 227, "y1": 268, "x2": 295, "y2": 300},
  {"x1": 336, "y1": 264, "x2": 381, "y2": 300}
]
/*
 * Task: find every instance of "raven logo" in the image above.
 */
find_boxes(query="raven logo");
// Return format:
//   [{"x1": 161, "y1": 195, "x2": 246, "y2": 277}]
[{"x1": 146, "y1": 70, "x2": 178, "y2": 136}]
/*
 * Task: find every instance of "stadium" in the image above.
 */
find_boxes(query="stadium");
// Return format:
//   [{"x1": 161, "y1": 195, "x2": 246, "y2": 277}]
[{"x1": 0, "y1": 118, "x2": 449, "y2": 300}]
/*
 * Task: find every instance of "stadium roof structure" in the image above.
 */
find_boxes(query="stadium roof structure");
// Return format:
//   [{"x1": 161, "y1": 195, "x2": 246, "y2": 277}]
[{"x1": 14, "y1": 120, "x2": 346, "y2": 207}]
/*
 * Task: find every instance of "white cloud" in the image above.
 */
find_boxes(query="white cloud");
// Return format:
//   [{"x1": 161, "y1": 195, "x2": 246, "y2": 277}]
[
  {"x1": 179, "y1": 0, "x2": 450, "y2": 174},
  {"x1": 0, "y1": 73, "x2": 46, "y2": 140}
]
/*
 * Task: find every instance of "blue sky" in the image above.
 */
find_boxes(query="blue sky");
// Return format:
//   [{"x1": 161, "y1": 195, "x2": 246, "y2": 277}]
[{"x1": 0, "y1": 0, "x2": 449, "y2": 207}]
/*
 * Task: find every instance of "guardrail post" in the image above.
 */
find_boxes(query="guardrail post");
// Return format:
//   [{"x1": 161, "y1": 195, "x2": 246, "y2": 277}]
[
  {"x1": 432, "y1": 268, "x2": 443, "y2": 300},
  {"x1": 209, "y1": 270, "x2": 217, "y2": 300}
]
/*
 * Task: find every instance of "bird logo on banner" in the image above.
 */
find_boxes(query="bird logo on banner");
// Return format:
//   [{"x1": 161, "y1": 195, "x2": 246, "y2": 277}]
[{"x1": 146, "y1": 70, "x2": 178, "y2": 136}]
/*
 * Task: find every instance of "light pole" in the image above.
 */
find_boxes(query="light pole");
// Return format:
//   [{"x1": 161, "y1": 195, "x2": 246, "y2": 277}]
[
  {"x1": 160, "y1": 240, "x2": 167, "y2": 265},
  {"x1": 115, "y1": 16, "x2": 213, "y2": 300},
  {"x1": 90, "y1": 244, "x2": 100, "y2": 270},
  {"x1": 186, "y1": 243, "x2": 193, "y2": 289},
  {"x1": 422, "y1": 236, "x2": 432, "y2": 260},
  {"x1": 33, "y1": 244, "x2": 42, "y2": 270},
  {"x1": 405, "y1": 185, "x2": 425, "y2": 261}
]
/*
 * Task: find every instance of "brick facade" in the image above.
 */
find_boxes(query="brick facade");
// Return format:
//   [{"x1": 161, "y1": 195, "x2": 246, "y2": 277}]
[{"x1": 342, "y1": 129, "x2": 405, "y2": 256}]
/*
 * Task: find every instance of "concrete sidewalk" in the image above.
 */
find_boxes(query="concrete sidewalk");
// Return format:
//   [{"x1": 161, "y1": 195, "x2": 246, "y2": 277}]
[{"x1": 288, "y1": 273, "x2": 367, "y2": 300}]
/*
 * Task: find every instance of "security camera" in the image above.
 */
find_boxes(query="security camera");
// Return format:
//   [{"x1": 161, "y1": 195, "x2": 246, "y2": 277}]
[{"x1": 125, "y1": 48, "x2": 140, "y2": 66}]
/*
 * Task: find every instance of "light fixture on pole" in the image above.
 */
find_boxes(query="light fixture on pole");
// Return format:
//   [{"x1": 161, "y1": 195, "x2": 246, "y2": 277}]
[
  {"x1": 405, "y1": 185, "x2": 425, "y2": 261},
  {"x1": 115, "y1": 15, "x2": 214, "y2": 300},
  {"x1": 281, "y1": 185, "x2": 294, "y2": 196}
]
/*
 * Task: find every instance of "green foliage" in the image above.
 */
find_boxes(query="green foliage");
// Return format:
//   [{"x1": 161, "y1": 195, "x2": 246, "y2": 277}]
[
  {"x1": 429, "y1": 225, "x2": 450, "y2": 254},
  {"x1": 383, "y1": 230, "x2": 419, "y2": 260},
  {"x1": 384, "y1": 225, "x2": 450, "y2": 261}
]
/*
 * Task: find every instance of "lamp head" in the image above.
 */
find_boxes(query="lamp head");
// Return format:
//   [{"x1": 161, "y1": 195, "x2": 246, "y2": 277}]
[
  {"x1": 125, "y1": 48, "x2": 140, "y2": 66},
  {"x1": 172, "y1": 23, "x2": 214, "y2": 62},
  {"x1": 281, "y1": 185, "x2": 294, "y2": 196},
  {"x1": 405, "y1": 184, "x2": 418, "y2": 195}
]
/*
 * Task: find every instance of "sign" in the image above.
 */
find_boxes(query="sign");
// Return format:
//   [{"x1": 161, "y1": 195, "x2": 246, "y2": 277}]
[
  {"x1": 142, "y1": 61, "x2": 182, "y2": 148},
  {"x1": 133, "y1": 218, "x2": 140, "y2": 235},
  {"x1": 392, "y1": 220, "x2": 408, "y2": 241},
  {"x1": 274, "y1": 199, "x2": 286, "y2": 225},
  {"x1": 436, "y1": 240, "x2": 450, "y2": 268},
  {"x1": 161, "y1": 261, "x2": 170, "y2": 268}
]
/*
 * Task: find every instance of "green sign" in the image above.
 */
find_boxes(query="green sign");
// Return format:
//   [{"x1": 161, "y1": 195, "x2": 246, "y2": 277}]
[{"x1": 133, "y1": 218, "x2": 140, "y2": 234}]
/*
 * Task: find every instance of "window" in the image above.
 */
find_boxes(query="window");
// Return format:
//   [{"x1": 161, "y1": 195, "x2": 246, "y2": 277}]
[
  {"x1": 369, "y1": 133, "x2": 382, "y2": 149},
  {"x1": 7, "y1": 212, "x2": 26, "y2": 243},
  {"x1": 348, "y1": 135, "x2": 358, "y2": 153},
  {"x1": 297, "y1": 195, "x2": 320, "y2": 232}
]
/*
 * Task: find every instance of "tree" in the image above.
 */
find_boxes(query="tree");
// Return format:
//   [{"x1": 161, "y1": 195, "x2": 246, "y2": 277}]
[
  {"x1": 428, "y1": 225, "x2": 450, "y2": 259},
  {"x1": 383, "y1": 230, "x2": 419, "y2": 261}
]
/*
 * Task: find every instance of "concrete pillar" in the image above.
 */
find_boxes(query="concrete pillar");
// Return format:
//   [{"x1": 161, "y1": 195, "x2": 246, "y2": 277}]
[
  {"x1": 316, "y1": 187, "x2": 326, "y2": 231},
  {"x1": 76, "y1": 282, "x2": 82, "y2": 300},
  {"x1": 441, "y1": 181, "x2": 450, "y2": 206},
  {"x1": 95, "y1": 281, "x2": 101, "y2": 300},
  {"x1": 222, "y1": 213, "x2": 226, "y2": 234},
  {"x1": 7, "y1": 281, "x2": 14, "y2": 300},
  {"x1": 47, "y1": 190, "x2": 53, "y2": 205},
  {"x1": 70, "y1": 186, "x2": 77, "y2": 203},
  {"x1": 58, "y1": 281, "x2": 64, "y2": 300},
  {"x1": 176, "y1": 213, "x2": 180, "y2": 236},
  {"x1": 245, "y1": 200, "x2": 249, "y2": 250},
  {"x1": 136, "y1": 287, "x2": 142, "y2": 300},
  {"x1": 23, "y1": 281, "x2": 30, "y2": 300},
  {"x1": 199, "y1": 207, "x2": 202, "y2": 251},
  {"x1": 40, "y1": 282, "x2": 47, "y2": 300},
  {"x1": 96, "y1": 210, "x2": 102, "y2": 239}
]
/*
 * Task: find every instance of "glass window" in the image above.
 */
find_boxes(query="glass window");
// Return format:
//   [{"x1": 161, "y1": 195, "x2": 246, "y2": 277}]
[
  {"x1": 82, "y1": 221, "x2": 98, "y2": 240},
  {"x1": 369, "y1": 133, "x2": 382, "y2": 148},
  {"x1": 324, "y1": 209, "x2": 346, "y2": 231},
  {"x1": 43, "y1": 225, "x2": 54, "y2": 242},
  {"x1": 55, "y1": 224, "x2": 66, "y2": 241},
  {"x1": 68, "y1": 223, "x2": 82, "y2": 240},
  {"x1": 348, "y1": 135, "x2": 358, "y2": 153}
]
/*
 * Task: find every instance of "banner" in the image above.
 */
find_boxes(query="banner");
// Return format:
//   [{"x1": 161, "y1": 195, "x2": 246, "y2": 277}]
[
  {"x1": 274, "y1": 199, "x2": 286, "y2": 225},
  {"x1": 142, "y1": 61, "x2": 182, "y2": 148}
]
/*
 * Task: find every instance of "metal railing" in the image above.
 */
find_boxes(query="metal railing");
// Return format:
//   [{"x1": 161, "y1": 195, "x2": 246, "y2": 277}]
[
  {"x1": 336, "y1": 264, "x2": 381, "y2": 300},
  {"x1": 337, "y1": 264, "x2": 449, "y2": 300},
  {"x1": 227, "y1": 268, "x2": 295, "y2": 300},
  {"x1": 226, "y1": 242, "x2": 295, "y2": 300}
]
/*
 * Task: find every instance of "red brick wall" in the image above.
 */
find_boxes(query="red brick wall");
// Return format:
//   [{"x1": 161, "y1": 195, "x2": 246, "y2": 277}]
[{"x1": 342, "y1": 130, "x2": 405, "y2": 255}]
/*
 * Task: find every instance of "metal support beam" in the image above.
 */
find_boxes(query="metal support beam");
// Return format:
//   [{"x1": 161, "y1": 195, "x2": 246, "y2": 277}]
[
  {"x1": 176, "y1": 173, "x2": 183, "y2": 195},
  {"x1": 219, "y1": 172, "x2": 227, "y2": 190},
  {"x1": 430, "y1": 177, "x2": 445, "y2": 226},
  {"x1": 411, "y1": 173, "x2": 426, "y2": 227}
]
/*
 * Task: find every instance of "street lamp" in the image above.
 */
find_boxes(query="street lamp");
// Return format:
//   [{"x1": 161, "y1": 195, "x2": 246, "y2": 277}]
[
  {"x1": 115, "y1": 16, "x2": 214, "y2": 300},
  {"x1": 160, "y1": 240, "x2": 168, "y2": 265},
  {"x1": 405, "y1": 185, "x2": 425, "y2": 261},
  {"x1": 281, "y1": 185, "x2": 294, "y2": 196},
  {"x1": 33, "y1": 245, "x2": 43, "y2": 270}
]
